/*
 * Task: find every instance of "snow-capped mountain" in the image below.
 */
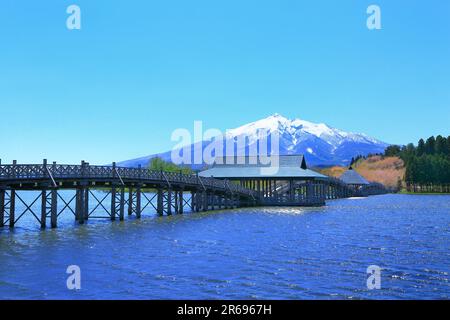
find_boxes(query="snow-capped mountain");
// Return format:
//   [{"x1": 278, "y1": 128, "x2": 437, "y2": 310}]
[{"x1": 118, "y1": 114, "x2": 390, "y2": 168}]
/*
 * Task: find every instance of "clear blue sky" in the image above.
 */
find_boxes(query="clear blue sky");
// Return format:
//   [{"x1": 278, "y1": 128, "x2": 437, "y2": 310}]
[{"x1": 0, "y1": 0, "x2": 449, "y2": 164}]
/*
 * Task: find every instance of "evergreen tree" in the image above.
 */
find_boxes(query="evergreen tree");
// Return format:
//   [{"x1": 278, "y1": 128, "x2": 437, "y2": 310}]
[
  {"x1": 447, "y1": 136, "x2": 450, "y2": 156},
  {"x1": 417, "y1": 139, "x2": 425, "y2": 156},
  {"x1": 425, "y1": 136, "x2": 436, "y2": 155},
  {"x1": 385, "y1": 145, "x2": 401, "y2": 157},
  {"x1": 435, "y1": 135, "x2": 446, "y2": 155}
]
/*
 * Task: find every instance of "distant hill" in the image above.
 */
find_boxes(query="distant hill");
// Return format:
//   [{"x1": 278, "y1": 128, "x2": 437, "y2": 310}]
[
  {"x1": 317, "y1": 155, "x2": 405, "y2": 189},
  {"x1": 118, "y1": 114, "x2": 390, "y2": 168}
]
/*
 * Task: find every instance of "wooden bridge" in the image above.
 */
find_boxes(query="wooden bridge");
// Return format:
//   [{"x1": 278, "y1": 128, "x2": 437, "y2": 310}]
[
  {"x1": 0, "y1": 160, "x2": 388, "y2": 229},
  {"x1": 0, "y1": 160, "x2": 258, "y2": 229}
]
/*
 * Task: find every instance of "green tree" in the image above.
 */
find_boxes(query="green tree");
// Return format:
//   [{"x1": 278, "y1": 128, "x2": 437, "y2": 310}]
[
  {"x1": 385, "y1": 145, "x2": 402, "y2": 157},
  {"x1": 417, "y1": 139, "x2": 425, "y2": 156},
  {"x1": 148, "y1": 157, "x2": 193, "y2": 175},
  {"x1": 435, "y1": 135, "x2": 446, "y2": 155},
  {"x1": 425, "y1": 136, "x2": 436, "y2": 155},
  {"x1": 447, "y1": 136, "x2": 450, "y2": 156}
]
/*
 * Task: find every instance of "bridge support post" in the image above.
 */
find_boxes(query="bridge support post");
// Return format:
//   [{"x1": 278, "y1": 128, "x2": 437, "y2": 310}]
[
  {"x1": 119, "y1": 187, "x2": 125, "y2": 221},
  {"x1": 9, "y1": 189, "x2": 15, "y2": 228},
  {"x1": 76, "y1": 187, "x2": 86, "y2": 224},
  {"x1": 289, "y1": 179, "x2": 294, "y2": 203},
  {"x1": 216, "y1": 195, "x2": 221, "y2": 210},
  {"x1": 157, "y1": 189, "x2": 163, "y2": 215},
  {"x1": 136, "y1": 186, "x2": 141, "y2": 219},
  {"x1": 50, "y1": 189, "x2": 57, "y2": 228},
  {"x1": 167, "y1": 190, "x2": 172, "y2": 215},
  {"x1": 84, "y1": 188, "x2": 89, "y2": 221},
  {"x1": 128, "y1": 187, "x2": 133, "y2": 215},
  {"x1": 41, "y1": 189, "x2": 48, "y2": 229},
  {"x1": 306, "y1": 181, "x2": 313, "y2": 205},
  {"x1": 174, "y1": 190, "x2": 179, "y2": 214},
  {"x1": 202, "y1": 191, "x2": 207, "y2": 212},
  {"x1": 190, "y1": 191, "x2": 195, "y2": 212},
  {"x1": 210, "y1": 194, "x2": 215, "y2": 210},
  {"x1": 195, "y1": 192, "x2": 201, "y2": 212},
  {"x1": 0, "y1": 187, "x2": 5, "y2": 227},
  {"x1": 178, "y1": 191, "x2": 183, "y2": 214},
  {"x1": 111, "y1": 186, "x2": 116, "y2": 221}
]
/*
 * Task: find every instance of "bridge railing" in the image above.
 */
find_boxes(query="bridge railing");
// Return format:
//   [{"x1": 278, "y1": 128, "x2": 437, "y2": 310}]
[{"x1": 0, "y1": 162, "x2": 256, "y2": 197}]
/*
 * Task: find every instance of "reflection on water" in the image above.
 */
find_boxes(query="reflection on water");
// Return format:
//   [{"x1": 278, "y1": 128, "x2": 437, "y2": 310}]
[{"x1": 0, "y1": 193, "x2": 449, "y2": 299}]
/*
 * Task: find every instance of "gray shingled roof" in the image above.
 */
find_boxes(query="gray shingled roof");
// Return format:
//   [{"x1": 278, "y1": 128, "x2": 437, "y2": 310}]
[
  {"x1": 339, "y1": 168, "x2": 370, "y2": 185},
  {"x1": 199, "y1": 155, "x2": 327, "y2": 179}
]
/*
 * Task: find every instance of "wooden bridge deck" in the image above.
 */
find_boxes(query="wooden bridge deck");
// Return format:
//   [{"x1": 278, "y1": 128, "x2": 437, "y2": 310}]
[
  {"x1": 0, "y1": 160, "x2": 389, "y2": 229},
  {"x1": 0, "y1": 160, "x2": 258, "y2": 229}
]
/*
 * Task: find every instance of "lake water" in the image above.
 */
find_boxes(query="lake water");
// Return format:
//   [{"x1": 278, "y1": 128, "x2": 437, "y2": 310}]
[{"x1": 0, "y1": 193, "x2": 449, "y2": 299}]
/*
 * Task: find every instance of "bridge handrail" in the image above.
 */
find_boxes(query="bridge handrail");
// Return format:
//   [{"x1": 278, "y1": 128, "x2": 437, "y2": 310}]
[{"x1": 0, "y1": 163, "x2": 256, "y2": 197}]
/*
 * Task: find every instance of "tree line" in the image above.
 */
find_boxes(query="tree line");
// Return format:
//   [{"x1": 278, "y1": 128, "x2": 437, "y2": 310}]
[
  {"x1": 385, "y1": 135, "x2": 450, "y2": 192},
  {"x1": 148, "y1": 157, "x2": 193, "y2": 175}
]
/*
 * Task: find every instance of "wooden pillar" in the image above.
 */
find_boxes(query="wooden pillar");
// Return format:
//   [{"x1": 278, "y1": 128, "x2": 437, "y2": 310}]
[
  {"x1": 50, "y1": 189, "x2": 57, "y2": 228},
  {"x1": 41, "y1": 189, "x2": 47, "y2": 229},
  {"x1": 110, "y1": 186, "x2": 116, "y2": 221},
  {"x1": 224, "y1": 195, "x2": 229, "y2": 209},
  {"x1": 217, "y1": 195, "x2": 222, "y2": 209},
  {"x1": 257, "y1": 180, "x2": 261, "y2": 198},
  {"x1": 202, "y1": 191, "x2": 207, "y2": 212},
  {"x1": 119, "y1": 187, "x2": 125, "y2": 221},
  {"x1": 9, "y1": 189, "x2": 15, "y2": 228},
  {"x1": 76, "y1": 187, "x2": 85, "y2": 224},
  {"x1": 190, "y1": 191, "x2": 195, "y2": 212},
  {"x1": 135, "y1": 186, "x2": 141, "y2": 219},
  {"x1": 167, "y1": 189, "x2": 172, "y2": 215},
  {"x1": 307, "y1": 181, "x2": 313, "y2": 205},
  {"x1": 264, "y1": 180, "x2": 268, "y2": 198},
  {"x1": 195, "y1": 192, "x2": 201, "y2": 212},
  {"x1": 178, "y1": 191, "x2": 183, "y2": 214},
  {"x1": 210, "y1": 193, "x2": 215, "y2": 210},
  {"x1": 174, "y1": 190, "x2": 179, "y2": 214},
  {"x1": 269, "y1": 180, "x2": 272, "y2": 197},
  {"x1": 0, "y1": 188, "x2": 5, "y2": 227},
  {"x1": 289, "y1": 179, "x2": 294, "y2": 203},
  {"x1": 157, "y1": 189, "x2": 163, "y2": 215},
  {"x1": 84, "y1": 187, "x2": 89, "y2": 220},
  {"x1": 128, "y1": 187, "x2": 133, "y2": 215}
]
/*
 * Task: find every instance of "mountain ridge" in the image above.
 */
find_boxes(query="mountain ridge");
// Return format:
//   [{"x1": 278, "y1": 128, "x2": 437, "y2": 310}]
[{"x1": 118, "y1": 114, "x2": 390, "y2": 168}]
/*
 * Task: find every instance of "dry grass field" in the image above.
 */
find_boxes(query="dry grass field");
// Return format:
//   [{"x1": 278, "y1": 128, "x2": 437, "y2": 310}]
[{"x1": 317, "y1": 156, "x2": 405, "y2": 189}]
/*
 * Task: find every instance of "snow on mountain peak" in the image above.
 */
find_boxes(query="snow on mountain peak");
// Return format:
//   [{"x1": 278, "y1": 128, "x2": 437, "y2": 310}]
[
  {"x1": 118, "y1": 113, "x2": 390, "y2": 168},
  {"x1": 226, "y1": 113, "x2": 383, "y2": 146}
]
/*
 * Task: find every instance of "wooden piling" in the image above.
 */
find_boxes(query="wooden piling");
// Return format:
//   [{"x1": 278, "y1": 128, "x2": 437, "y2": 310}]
[
  {"x1": 202, "y1": 191, "x2": 207, "y2": 212},
  {"x1": 135, "y1": 186, "x2": 141, "y2": 219},
  {"x1": 167, "y1": 189, "x2": 172, "y2": 215},
  {"x1": 178, "y1": 191, "x2": 183, "y2": 214},
  {"x1": 128, "y1": 187, "x2": 133, "y2": 215},
  {"x1": 84, "y1": 188, "x2": 89, "y2": 220},
  {"x1": 157, "y1": 189, "x2": 163, "y2": 215},
  {"x1": 41, "y1": 190, "x2": 47, "y2": 229},
  {"x1": 111, "y1": 186, "x2": 116, "y2": 221},
  {"x1": 119, "y1": 187, "x2": 125, "y2": 221},
  {"x1": 0, "y1": 188, "x2": 5, "y2": 227},
  {"x1": 50, "y1": 189, "x2": 57, "y2": 228},
  {"x1": 9, "y1": 189, "x2": 15, "y2": 228}
]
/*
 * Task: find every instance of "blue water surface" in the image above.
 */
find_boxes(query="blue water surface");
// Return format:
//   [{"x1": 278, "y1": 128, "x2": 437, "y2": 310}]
[{"x1": 0, "y1": 193, "x2": 449, "y2": 299}]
